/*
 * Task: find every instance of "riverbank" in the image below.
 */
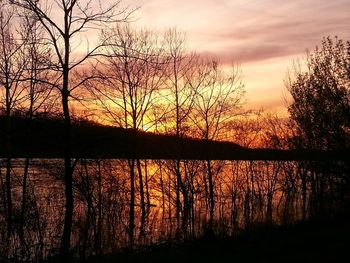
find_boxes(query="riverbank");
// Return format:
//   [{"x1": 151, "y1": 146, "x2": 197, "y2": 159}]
[{"x1": 85, "y1": 216, "x2": 349, "y2": 263}]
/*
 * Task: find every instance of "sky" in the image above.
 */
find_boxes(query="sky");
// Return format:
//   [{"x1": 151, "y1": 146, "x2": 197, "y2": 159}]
[{"x1": 121, "y1": 0, "x2": 350, "y2": 113}]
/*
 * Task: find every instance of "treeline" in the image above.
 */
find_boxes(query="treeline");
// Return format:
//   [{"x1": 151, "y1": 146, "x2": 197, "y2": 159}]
[
  {"x1": 1, "y1": 115, "x2": 349, "y2": 161},
  {"x1": 0, "y1": 114, "x2": 245, "y2": 159}
]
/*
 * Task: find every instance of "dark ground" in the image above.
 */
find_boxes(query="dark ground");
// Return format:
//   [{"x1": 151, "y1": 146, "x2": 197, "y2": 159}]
[{"x1": 85, "y1": 216, "x2": 350, "y2": 263}]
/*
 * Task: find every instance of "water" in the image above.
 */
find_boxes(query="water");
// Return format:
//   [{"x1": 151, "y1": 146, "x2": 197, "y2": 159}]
[{"x1": 0, "y1": 158, "x2": 346, "y2": 260}]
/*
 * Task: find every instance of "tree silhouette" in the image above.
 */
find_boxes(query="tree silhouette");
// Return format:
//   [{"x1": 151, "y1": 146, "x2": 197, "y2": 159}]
[
  {"x1": 190, "y1": 59, "x2": 245, "y2": 233},
  {"x1": 17, "y1": 10, "x2": 54, "y2": 251},
  {"x1": 287, "y1": 36, "x2": 350, "y2": 216},
  {"x1": 0, "y1": 2, "x2": 27, "y2": 239},
  {"x1": 163, "y1": 29, "x2": 199, "y2": 235},
  {"x1": 9, "y1": 0, "x2": 131, "y2": 258},
  {"x1": 287, "y1": 37, "x2": 350, "y2": 151},
  {"x1": 90, "y1": 25, "x2": 166, "y2": 245}
]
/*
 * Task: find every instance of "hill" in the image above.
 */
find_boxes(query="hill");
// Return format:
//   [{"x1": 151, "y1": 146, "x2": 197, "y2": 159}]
[
  {"x1": 0, "y1": 116, "x2": 349, "y2": 160},
  {"x1": 0, "y1": 115, "x2": 244, "y2": 159}
]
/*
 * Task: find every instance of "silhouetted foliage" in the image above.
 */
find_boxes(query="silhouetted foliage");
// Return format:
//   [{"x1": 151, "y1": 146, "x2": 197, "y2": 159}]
[
  {"x1": 286, "y1": 36, "x2": 350, "y2": 219},
  {"x1": 287, "y1": 37, "x2": 350, "y2": 151}
]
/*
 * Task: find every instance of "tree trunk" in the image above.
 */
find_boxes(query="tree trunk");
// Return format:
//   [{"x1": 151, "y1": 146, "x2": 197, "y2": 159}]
[
  {"x1": 301, "y1": 164, "x2": 307, "y2": 220},
  {"x1": 97, "y1": 161, "x2": 102, "y2": 256},
  {"x1": 59, "y1": 80, "x2": 74, "y2": 259},
  {"x1": 19, "y1": 158, "x2": 30, "y2": 245},
  {"x1": 5, "y1": 157, "x2": 12, "y2": 238},
  {"x1": 5, "y1": 86, "x2": 12, "y2": 238},
  {"x1": 175, "y1": 160, "x2": 181, "y2": 233},
  {"x1": 136, "y1": 159, "x2": 146, "y2": 238},
  {"x1": 128, "y1": 159, "x2": 135, "y2": 247},
  {"x1": 207, "y1": 160, "x2": 215, "y2": 233}
]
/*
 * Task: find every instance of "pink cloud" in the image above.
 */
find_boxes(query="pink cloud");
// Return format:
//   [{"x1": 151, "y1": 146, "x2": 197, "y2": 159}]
[
  {"x1": 116, "y1": 0, "x2": 350, "y2": 111},
  {"x1": 130, "y1": 0, "x2": 350, "y2": 62}
]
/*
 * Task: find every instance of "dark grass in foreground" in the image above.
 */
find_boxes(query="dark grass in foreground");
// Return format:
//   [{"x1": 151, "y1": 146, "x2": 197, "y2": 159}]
[{"x1": 85, "y1": 217, "x2": 350, "y2": 263}]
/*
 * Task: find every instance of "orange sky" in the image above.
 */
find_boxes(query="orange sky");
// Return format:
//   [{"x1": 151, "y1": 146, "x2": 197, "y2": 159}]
[{"x1": 120, "y1": 0, "x2": 350, "y2": 113}]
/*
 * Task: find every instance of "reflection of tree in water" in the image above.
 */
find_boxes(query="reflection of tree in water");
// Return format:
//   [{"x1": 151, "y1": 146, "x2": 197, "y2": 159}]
[{"x1": 0, "y1": 158, "x2": 347, "y2": 260}]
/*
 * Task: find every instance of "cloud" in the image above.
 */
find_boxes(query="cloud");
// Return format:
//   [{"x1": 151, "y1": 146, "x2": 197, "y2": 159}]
[
  {"x1": 217, "y1": 45, "x2": 296, "y2": 63},
  {"x1": 130, "y1": 0, "x2": 350, "y2": 63},
  {"x1": 122, "y1": 0, "x2": 350, "y2": 111}
]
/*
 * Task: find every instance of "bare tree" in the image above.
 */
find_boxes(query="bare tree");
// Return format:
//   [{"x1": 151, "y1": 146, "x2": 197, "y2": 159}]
[
  {"x1": 10, "y1": 0, "x2": 131, "y2": 257},
  {"x1": 90, "y1": 24, "x2": 165, "y2": 245},
  {"x1": 190, "y1": 60, "x2": 245, "y2": 233},
  {"x1": 0, "y1": 2, "x2": 27, "y2": 239},
  {"x1": 16, "y1": 11, "x2": 55, "y2": 252},
  {"x1": 162, "y1": 29, "x2": 199, "y2": 235},
  {"x1": 19, "y1": 13, "x2": 57, "y2": 117},
  {"x1": 190, "y1": 61, "x2": 245, "y2": 141},
  {"x1": 163, "y1": 29, "x2": 199, "y2": 136}
]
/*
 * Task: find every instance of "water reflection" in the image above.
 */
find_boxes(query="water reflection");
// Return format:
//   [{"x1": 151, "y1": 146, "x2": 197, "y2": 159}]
[{"x1": 0, "y1": 158, "x2": 346, "y2": 260}]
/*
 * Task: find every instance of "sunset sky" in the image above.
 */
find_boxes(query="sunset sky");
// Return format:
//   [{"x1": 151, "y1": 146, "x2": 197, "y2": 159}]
[{"x1": 123, "y1": 0, "x2": 350, "y2": 113}]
